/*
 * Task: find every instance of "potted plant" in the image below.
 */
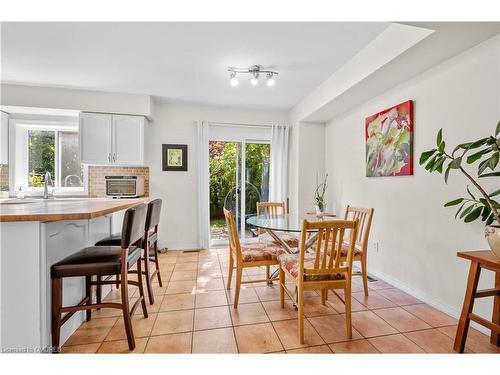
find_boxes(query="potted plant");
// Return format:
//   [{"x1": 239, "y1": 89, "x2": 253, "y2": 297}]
[
  {"x1": 314, "y1": 173, "x2": 328, "y2": 217},
  {"x1": 419, "y1": 122, "x2": 500, "y2": 257}
]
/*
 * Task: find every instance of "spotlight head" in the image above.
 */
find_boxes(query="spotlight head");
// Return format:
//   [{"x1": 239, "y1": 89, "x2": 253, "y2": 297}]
[
  {"x1": 250, "y1": 72, "x2": 259, "y2": 86},
  {"x1": 266, "y1": 73, "x2": 276, "y2": 87},
  {"x1": 229, "y1": 72, "x2": 239, "y2": 87}
]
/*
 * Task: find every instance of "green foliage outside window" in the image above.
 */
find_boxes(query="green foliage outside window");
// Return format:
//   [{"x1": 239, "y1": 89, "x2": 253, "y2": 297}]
[{"x1": 28, "y1": 130, "x2": 55, "y2": 187}]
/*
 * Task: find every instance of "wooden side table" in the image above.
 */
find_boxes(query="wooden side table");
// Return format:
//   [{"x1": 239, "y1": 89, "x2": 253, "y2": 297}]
[{"x1": 454, "y1": 250, "x2": 500, "y2": 353}]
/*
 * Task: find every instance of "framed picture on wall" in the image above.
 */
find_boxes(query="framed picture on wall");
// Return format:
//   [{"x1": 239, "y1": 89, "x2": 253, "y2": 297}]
[
  {"x1": 162, "y1": 144, "x2": 188, "y2": 171},
  {"x1": 365, "y1": 100, "x2": 414, "y2": 177}
]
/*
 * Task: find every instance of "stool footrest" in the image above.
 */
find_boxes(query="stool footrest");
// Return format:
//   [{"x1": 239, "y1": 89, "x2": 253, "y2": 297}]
[{"x1": 469, "y1": 313, "x2": 500, "y2": 333}]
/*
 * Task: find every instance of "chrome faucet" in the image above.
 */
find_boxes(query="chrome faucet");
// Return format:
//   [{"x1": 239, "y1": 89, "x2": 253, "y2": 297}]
[{"x1": 43, "y1": 171, "x2": 53, "y2": 199}]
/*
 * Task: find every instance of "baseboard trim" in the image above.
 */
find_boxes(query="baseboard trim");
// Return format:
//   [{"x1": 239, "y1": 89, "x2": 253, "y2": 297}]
[{"x1": 369, "y1": 269, "x2": 491, "y2": 336}]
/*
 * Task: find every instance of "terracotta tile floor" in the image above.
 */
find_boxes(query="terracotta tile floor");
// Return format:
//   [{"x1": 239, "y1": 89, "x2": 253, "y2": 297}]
[{"x1": 61, "y1": 248, "x2": 500, "y2": 354}]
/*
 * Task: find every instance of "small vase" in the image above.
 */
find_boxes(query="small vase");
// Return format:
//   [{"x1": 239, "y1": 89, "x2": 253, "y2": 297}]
[
  {"x1": 485, "y1": 225, "x2": 500, "y2": 258},
  {"x1": 315, "y1": 204, "x2": 325, "y2": 218}
]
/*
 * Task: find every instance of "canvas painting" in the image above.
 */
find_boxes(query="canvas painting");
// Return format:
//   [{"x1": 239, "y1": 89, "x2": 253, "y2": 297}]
[{"x1": 365, "y1": 100, "x2": 413, "y2": 177}]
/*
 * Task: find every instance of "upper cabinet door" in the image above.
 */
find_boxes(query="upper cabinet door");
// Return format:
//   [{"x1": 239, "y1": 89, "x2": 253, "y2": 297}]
[
  {"x1": 112, "y1": 115, "x2": 144, "y2": 166},
  {"x1": 0, "y1": 111, "x2": 8, "y2": 164},
  {"x1": 79, "y1": 112, "x2": 112, "y2": 164}
]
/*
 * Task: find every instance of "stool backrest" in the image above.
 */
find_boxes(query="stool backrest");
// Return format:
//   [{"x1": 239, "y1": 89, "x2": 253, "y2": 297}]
[
  {"x1": 121, "y1": 203, "x2": 148, "y2": 249},
  {"x1": 145, "y1": 199, "x2": 162, "y2": 231}
]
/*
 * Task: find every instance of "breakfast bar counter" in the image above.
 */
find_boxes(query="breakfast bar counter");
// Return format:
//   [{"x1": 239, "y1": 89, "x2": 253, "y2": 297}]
[
  {"x1": 0, "y1": 197, "x2": 148, "y2": 352},
  {"x1": 0, "y1": 197, "x2": 148, "y2": 222}
]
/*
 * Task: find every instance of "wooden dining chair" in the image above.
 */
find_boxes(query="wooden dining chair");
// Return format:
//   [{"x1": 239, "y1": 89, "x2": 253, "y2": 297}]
[
  {"x1": 341, "y1": 205, "x2": 374, "y2": 296},
  {"x1": 256, "y1": 201, "x2": 299, "y2": 248},
  {"x1": 278, "y1": 218, "x2": 359, "y2": 344},
  {"x1": 256, "y1": 201, "x2": 299, "y2": 283},
  {"x1": 224, "y1": 207, "x2": 284, "y2": 308}
]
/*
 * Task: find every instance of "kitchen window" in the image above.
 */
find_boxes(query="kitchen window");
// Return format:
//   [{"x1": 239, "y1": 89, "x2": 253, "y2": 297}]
[{"x1": 10, "y1": 119, "x2": 86, "y2": 194}]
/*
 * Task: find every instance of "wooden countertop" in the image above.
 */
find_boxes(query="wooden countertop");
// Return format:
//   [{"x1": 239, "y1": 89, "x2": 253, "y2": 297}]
[{"x1": 0, "y1": 197, "x2": 149, "y2": 222}]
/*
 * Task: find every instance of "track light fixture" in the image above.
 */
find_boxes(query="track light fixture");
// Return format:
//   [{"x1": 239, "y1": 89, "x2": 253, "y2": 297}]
[{"x1": 228, "y1": 65, "x2": 278, "y2": 87}]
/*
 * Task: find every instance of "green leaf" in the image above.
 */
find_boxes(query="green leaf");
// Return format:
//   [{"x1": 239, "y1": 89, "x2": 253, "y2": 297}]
[
  {"x1": 425, "y1": 154, "x2": 439, "y2": 171},
  {"x1": 438, "y1": 141, "x2": 445, "y2": 154},
  {"x1": 488, "y1": 152, "x2": 499, "y2": 170},
  {"x1": 419, "y1": 149, "x2": 437, "y2": 165},
  {"x1": 496, "y1": 121, "x2": 500, "y2": 137},
  {"x1": 431, "y1": 156, "x2": 445, "y2": 173},
  {"x1": 467, "y1": 137, "x2": 489, "y2": 150},
  {"x1": 444, "y1": 198, "x2": 464, "y2": 207},
  {"x1": 490, "y1": 189, "x2": 500, "y2": 197},
  {"x1": 478, "y1": 158, "x2": 491, "y2": 175},
  {"x1": 466, "y1": 186, "x2": 476, "y2": 200},
  {"x1": 444, "y1": 163, "x2": 452, "y2": 184},
  {"x1": 455, "y1": 203, "x2": 466, "y2": 219},
  {"x1": 466, "y1": 148, "x2": 490, "y2": 164},
  {"x1": 479, "y1": 172, "x2": 500, "y2": 178},
  {"x1": 464, "y1": 206, "x2": 483, "y2": 223},
  {"x1": 460, "y1": 204, "x2": 475, "y2": 219},
  {"x1": 449, "y1": 156, "x2": 462, "y2": 169},
  {"x1": 481, "y1": 205, "x2": 491, "y2": 221},
  {"x1": 436, "y1": 129, "x2": 443, "y2": 148}
]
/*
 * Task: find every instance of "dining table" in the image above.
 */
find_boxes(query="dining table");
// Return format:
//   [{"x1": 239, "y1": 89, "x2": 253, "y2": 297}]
[{"x1": 246, "y1": 213, "x2": 337, "y2": 254}]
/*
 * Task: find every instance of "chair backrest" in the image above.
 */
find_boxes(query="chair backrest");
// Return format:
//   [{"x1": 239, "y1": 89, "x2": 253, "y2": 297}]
[
  {"x1": 223, "y1": 207, "x2": 241, "y2": 261},
  {"x1": 343, "y1": 206, "x2": 374, "y2": 253},
  {"x1": 256, "y1": 201, "x2": 286, "y2": 217},
  {"x1": 121, "y1": 203, "x2": 148, "y2": 249},
  {"x1": 145, "y1": 199, "x2": 162, "y2": 232},
  {"x1": 298, "y1": 219, "x2": 359, "y2": 283}
]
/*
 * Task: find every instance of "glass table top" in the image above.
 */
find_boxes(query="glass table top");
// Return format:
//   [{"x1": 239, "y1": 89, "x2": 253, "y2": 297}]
[{"x1": 246, "y1": 214, "x2": 340, "y2": 233}]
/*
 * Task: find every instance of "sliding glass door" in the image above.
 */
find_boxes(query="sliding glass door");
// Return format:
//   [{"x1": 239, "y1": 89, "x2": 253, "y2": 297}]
[{"x1": 209, "y1": 139, "x2": 270, "y2": 245}]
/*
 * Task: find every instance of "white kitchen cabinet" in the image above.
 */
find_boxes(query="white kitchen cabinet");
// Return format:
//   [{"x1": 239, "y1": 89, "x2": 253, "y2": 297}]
[
  {"x1": 79, "y1": 112, "x2": 145, "y2": 166},
  {"x1": 112, "y1": 114, "x2": 144, "y2": 165},
  {"x1": 0, "y1": 111, "x2": 8, "y2": 164},
  {"x1": 79, "y1": 112, "x2": 112, "y2": 164}
]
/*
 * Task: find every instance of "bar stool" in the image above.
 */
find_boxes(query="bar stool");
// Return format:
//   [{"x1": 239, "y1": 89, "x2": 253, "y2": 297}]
[
  {"x1": 95, "y1": 199, "x2": 163, "y2": 305},
  {"x1": 50, "y1": 203, "x2": 149, "y2": 353}
]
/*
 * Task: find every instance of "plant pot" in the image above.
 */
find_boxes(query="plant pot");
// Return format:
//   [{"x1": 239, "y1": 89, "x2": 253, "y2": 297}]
[{"x1": 485, "y1": 225, "x2": 500, "y2": 258}]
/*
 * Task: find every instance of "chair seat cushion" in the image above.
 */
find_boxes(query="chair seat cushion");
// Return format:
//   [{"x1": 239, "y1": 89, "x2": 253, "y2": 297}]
[
  {"x1": 259, "y1": 232, "x2": 299, "y2": 248},
  {"x1": 277, "y1": 253, "x2": 345, "y2": 281},
  {"x1": 51, "y1": 246, "x2": 142, "y2": 278},
  {"x1": 337, "y1": 243, "x2": 363, "y2": 257},
  {"x1": 240, "y1": 244, "x2": 285, "y2": 262},
  {"x1": 94, "y1": 234, "x2": 122, "y2": 247}
]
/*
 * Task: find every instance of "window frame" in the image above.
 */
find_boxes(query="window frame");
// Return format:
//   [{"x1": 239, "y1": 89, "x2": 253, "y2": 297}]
[{"x1": 9, "y1": 119, "x2": 88, "y2": 196}]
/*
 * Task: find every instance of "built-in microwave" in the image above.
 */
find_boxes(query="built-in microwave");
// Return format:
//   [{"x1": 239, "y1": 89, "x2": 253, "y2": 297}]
[{"x1": 105, "y1": 176, "x2": 145, "y2": 198}]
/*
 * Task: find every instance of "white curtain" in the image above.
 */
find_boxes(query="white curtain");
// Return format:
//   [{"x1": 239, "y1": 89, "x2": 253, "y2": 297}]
[
  {"x1": 196, "y1": 120, "x2": 210, "y2": 249},
  {"x1": 269, "y1": 125, "x2": 290, "y2": 204}
]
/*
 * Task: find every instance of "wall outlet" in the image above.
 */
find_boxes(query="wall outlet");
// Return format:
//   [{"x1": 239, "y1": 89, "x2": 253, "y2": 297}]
[{"x1": 372, "y1": 241, "x2": 379, "y2": 253}]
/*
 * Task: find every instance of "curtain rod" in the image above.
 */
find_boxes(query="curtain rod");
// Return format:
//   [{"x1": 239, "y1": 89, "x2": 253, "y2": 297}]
[{"x1": 208, "y1": 121, "x2": 274, "y2": 129}]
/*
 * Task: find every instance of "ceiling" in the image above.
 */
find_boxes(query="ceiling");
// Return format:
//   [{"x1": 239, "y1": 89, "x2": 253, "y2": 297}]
[{"x1": 0, "y1": 22, "x2": 389, "y2": 110}]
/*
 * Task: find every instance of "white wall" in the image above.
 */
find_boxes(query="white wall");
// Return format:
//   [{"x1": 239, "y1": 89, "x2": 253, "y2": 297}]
[
  {"x1": 297, "y1": 122, "x2": 325, "y2": 217},
  {"x1": 324, "y1": 35, "x2": 500, "y2": 321},
  {"x1": 145, "y1": 103, "x2": 288, "y2": 250}
]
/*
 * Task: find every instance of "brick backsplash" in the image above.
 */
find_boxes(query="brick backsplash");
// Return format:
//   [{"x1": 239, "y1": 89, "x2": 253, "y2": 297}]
[
  {"x1": 0, "y1": 164, "x2": 8, "y2": 191},
  {"x1": 88, "y1": 166, "x2": 149, "y2": 197}
]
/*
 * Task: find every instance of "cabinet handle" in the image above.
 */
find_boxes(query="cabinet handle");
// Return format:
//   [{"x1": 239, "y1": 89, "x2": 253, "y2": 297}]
[
  {"x1": 108, "y1": 153, "x2": 111, "y2": 162},
  {"x1": 113, "y1": 153, "x2": 116, "y2": 162}
]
